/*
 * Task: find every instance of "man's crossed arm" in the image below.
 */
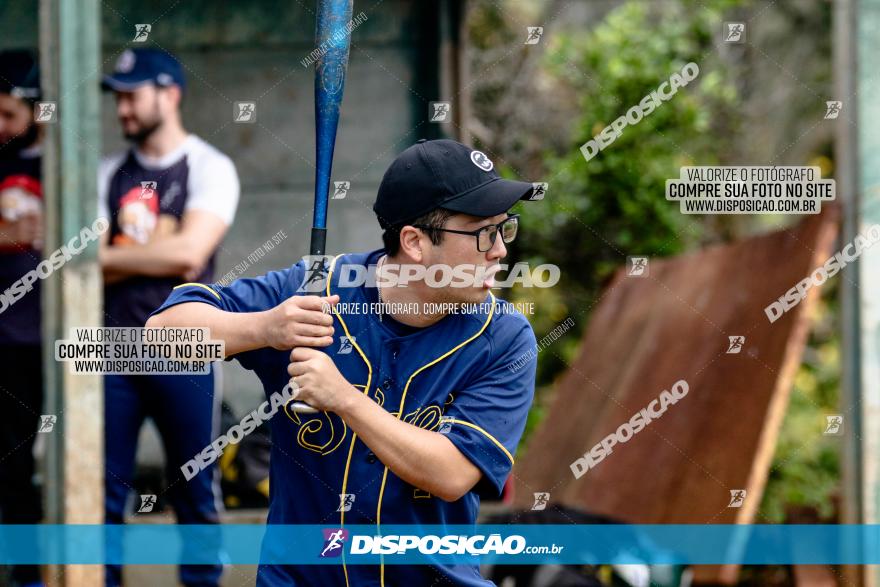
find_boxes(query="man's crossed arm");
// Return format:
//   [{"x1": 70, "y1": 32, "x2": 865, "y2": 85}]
[{"x1": 100, "y1": 209, "x2": 228, "y2": 284}]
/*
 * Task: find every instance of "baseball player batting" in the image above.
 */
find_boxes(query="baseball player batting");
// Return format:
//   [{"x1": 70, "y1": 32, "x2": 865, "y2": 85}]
[{"x1": 148, "y1": 139, "x2": 542, "y2": 586}]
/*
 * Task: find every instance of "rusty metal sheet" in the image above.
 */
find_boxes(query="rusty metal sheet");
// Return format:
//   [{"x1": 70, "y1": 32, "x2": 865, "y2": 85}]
[{"x1": 512, "y1": 207, "x2": 840, "y2": 583}]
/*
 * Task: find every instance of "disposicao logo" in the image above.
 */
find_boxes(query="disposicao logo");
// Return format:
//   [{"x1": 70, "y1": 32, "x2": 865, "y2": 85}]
[{"x1": 320, "y1": 528, "x2": 348, "y2": 558}]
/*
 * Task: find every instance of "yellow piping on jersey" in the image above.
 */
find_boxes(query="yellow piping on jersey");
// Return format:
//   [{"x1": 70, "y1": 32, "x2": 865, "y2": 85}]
[
  {"x1": 172, "y1": 282, "x2": 222, "y2": 300},
  {"x1": 377, "y1": 293, "x2": 496, "y2": 586},
  {"x1": 439, "y1": 418, "x2": 514, "y2": 464},
  {"x1": 324, "y1": 254, "x2": 373, "y2": 587}
]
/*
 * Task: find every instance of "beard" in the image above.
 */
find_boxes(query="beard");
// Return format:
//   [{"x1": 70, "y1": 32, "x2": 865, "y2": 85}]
[
  {"x1": 123, "y1": 96, "x2": 163, "y2": 145},
  {"x1": 123, "y1": 118, "x2": 162, "y2": 145},
  {"x1": 0, "y1": 122, "x2": 39, "y2": 160}
]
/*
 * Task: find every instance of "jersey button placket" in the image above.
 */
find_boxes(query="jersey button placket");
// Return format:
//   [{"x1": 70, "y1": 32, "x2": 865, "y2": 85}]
[{"x1": 376, "y1": 353, "x2": 394, "y2": 467}]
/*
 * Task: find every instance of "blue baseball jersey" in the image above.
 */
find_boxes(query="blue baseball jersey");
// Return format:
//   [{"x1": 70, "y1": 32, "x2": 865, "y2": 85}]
[{"x1": 152, "y1": 248, "x2": 537, "y2": 587}]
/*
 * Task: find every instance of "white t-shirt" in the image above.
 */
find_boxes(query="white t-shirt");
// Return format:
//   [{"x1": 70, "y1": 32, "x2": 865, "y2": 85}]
[{"x1": 98, "y1": 134, "x2": 240, "y2": 226}]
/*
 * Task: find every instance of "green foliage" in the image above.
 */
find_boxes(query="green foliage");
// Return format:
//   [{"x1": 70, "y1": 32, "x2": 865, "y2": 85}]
[{"x1": 511, "y1": 0, "x2": 742, "y2": 387}]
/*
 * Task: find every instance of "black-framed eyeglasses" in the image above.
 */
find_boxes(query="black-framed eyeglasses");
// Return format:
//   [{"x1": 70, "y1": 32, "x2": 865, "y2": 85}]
[{"x1": 413, "y1": 214, "x2": 519, "y2": 252}]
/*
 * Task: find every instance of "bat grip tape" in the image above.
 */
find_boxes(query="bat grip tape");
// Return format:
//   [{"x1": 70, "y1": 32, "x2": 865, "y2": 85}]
[{"x1": 310, "y1": 227, "x2": 327, "y2": 256}]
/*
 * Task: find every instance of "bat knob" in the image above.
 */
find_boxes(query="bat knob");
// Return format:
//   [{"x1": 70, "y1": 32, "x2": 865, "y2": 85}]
[{"x1": 289, "y1": 401, "x2": 320, "y2": 414}]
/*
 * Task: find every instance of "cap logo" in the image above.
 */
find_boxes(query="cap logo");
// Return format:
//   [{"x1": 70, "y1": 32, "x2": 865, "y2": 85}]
[
  {"x1": 470, "y1": 150, "x2": 494, "y2": 172},
  {"x1": 116, "y1": 50, "x2": 136, "y2": 74},
  {"x1": 10, "y1": 87, "x2": 39, "y2": 99},
  {"x1": 156, "y1": 73, "x2": 172, "y2": 86}
]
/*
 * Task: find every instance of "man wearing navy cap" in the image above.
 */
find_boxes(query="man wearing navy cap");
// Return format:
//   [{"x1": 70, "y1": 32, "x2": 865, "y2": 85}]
[
  {"x1": 148, "y1": 138, "x2": 542, "y2": 586},
  {"x1": 98, "y1": 48, "x2": 240, "y2": 587},
  {"x1": 0, "y1": 48, "x2": 46, "y2": 587}
]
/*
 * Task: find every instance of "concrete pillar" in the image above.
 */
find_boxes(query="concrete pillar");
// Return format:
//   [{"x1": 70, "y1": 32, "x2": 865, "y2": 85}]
[{"x1": 39, "y1": 0, "x2": 103, "y2": 584}]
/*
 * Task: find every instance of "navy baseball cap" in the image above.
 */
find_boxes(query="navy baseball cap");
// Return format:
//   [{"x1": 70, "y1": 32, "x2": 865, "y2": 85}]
[
  {"x1": 0, "y1": 49, "x2": 40, "y2": 101},
  {"x1": 102, "y1": 48, "x2": 186, "y2": 92},
  {"x1": 373, "y1": 139, "x2": 540, "y2": 228}
]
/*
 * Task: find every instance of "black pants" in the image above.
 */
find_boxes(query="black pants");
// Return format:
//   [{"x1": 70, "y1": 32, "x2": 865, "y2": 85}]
[{"x1": 0, "y1": 344, "x2": 43, "y2": 585}]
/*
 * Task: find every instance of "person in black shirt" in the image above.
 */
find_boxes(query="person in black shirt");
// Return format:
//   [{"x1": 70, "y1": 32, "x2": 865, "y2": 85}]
[{"x1": 0, "y1": 48, "x2": 46, "y2": 587}]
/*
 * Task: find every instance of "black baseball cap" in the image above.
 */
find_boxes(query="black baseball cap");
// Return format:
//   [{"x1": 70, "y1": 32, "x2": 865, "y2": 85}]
[
  {"x1": 102, "y1": 48, "x2": 186, "y2": 92},
  {"x1": 373, "y1": 139, "x2": 541, "y2": 228},
  {"x1": 0, "y1": 49, "x2": 40, "y2": 101}
]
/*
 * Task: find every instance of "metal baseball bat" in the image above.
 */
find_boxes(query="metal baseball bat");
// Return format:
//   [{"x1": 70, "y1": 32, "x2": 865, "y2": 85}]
[{"x1": 291, "y1": 0, "x2": 354, "y2": 414}]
